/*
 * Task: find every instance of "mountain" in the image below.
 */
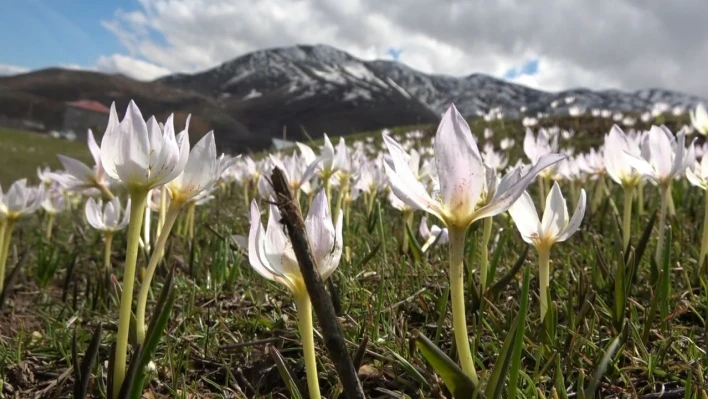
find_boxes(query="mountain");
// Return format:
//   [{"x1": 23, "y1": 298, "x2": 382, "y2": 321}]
[{"x1": 2, "y1": 44, "x2": 705, "y2": 151}]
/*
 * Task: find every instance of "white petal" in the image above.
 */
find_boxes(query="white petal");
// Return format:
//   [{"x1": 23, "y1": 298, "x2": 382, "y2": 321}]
[
  {"x1": 434, "y1": 105, "x2": 485, "y2": 223},
  {"x1": 508, "y1": 191, "x2": 540, "y2": 244},
  {"x1": 541, "y1": 182, "x2": 568, "y2": 238},
  {"x1": 247, "y1": 200, "x2": 279, "y2": 282},
  {"x1": 473, "y1": 153, "x2": 564, "y2": 221},
  {"x1": 556, "y1": 189, "x2": 587, "y2": 242}
]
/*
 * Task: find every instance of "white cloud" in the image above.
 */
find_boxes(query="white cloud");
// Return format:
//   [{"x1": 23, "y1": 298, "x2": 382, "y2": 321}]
[
  {"x1": 95, "y1": 54, "x2": 171, "y2": 80},
  {"x1": 507, "y1": 57, "x2": 622, "y2": 93},
  {"x1": 0, "y1": 63, "x2": 29, "y2": 76}
]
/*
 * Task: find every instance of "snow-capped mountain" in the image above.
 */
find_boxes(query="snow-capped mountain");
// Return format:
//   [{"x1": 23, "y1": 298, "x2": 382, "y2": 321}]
[{"x1": 159, "y1": 44, "x2": 706, "y2": 118}]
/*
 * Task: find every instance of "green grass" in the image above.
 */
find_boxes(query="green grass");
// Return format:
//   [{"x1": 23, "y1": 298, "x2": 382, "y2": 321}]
[
  {"x1": 0, "y1": 116, "x2": 707, "y2": 398},
  {"x1": 0, "y1": 128, "x2": 91, "y2": 186}
]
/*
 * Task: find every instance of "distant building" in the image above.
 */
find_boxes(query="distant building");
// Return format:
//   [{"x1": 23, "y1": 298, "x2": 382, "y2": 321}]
[
  {"x1": 62, "y1": 100, "x2": 110, "y2": 141},
  {"x1": 271, "y1": 137, "x2": 297, "y2": 150}
]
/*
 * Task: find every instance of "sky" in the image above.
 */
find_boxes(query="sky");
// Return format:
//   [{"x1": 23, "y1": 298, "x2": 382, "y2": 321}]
[{"x1": 2, "y1": 0, "x2": 708, "y2": 97}]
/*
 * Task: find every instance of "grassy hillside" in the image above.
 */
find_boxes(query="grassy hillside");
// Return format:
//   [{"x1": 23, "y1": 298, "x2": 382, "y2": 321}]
[{"x1": 0, "y1": 128, "x2": 91, "y2": 185}]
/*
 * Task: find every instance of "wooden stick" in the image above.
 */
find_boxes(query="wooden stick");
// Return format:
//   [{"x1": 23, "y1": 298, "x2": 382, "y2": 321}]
[{"x1": 270, "y1": 167, "x2": 366, "y2": 399}]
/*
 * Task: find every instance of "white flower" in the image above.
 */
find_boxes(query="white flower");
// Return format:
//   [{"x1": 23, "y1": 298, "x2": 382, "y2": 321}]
[
  {"x1": 84, "y1": 197, "x2": 131, "y2": 232},
  {"x1": 383, "y1": 104, "x2": 563, "y2": 230},
  {"x1": 624, "y1": 126, "x2": 695, "y2": 186},
  {"x1": 0, "y1": 179, "x2": 44, "y2": 220},
  {"x1": 248, "y1": 190, "x2": 342, "y2": 294},
  {"x1": 419, "y1": 216, "x2": 449, "y2": 252},
  {"x1": 166, "y1": 131, "x2": 219, "y2": 204},
  {"x1": 690, "y1": 103, "x2": 708, "y2": 135},
  {"x1": 100, "y1": 101, "x2": 190, "y2": 191},
  {"x1": 509, "y1": 182, "x2": 586, "y2": 251}
]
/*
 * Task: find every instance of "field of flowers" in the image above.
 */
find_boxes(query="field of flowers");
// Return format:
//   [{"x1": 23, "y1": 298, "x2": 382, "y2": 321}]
[{"x1": 2, "y1": 100, "x2": 708, "y2": 398}]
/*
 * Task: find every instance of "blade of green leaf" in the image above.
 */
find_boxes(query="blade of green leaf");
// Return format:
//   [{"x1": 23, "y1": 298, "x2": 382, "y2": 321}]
[
  {"x1": 413, "y1": 329, "x2": 479, "y2": 399},
  {"x1": 269, "y1": 346, "x2": 306, "y2": 399}
]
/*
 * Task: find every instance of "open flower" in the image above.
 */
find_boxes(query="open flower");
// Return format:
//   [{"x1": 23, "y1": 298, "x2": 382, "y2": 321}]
[
  {"x1": 85, "y1": 197, "x2": 131, "y2": 233},
  {"x1": 54, "y1": 129, "x2": 114, "y2": 197},
  {"x1": 383, "y1": 105, "x2": 564, "y2": 230},
  {"x1": 419, "y1": 216, "x2": 449, "y2": 252},
  {"x1": 509, "y1": 182, "x2": 586, "y2": 252},
  {"x1": 691, "y1": 103, "x2": 708, "y2": 135},
  {"x1": 248, "y1": 190, "x2": 342, "y2": 294},
  {"x1": 100, "y1": 101, "x2": 190, "y2": 192},
  {"x1": 0, "y1": 179, "x2": 44, "y2": 220},
  {"x1": 509, "y1": 182, "x2": 586, "y2": 318},
  {"x1": 624, "y1": 126, "x2": 694, "y2": 186},
  {"x1": 166, "y1": 131, "x2": 219, "y2": 204}
]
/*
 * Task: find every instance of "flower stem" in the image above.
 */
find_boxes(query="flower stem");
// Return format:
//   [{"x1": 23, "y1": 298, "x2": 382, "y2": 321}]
[
  {"x1": 637, "y1": 181, "x2": 645, "y2": 215},
  {"x1": 45, "y1": 213, "x2": 55, "y2": 241},
  {"x1": 113, "y1": 189, "x2": 148, "y2": 399},
  {"x1": 622, "y1": 185, "x2": 635, "y2": 250},
  {"x1": 538, "y1": 246, "x2": 551, "y2": 320},
  {"x1": 333, "y1": 180, "x2": 349, "y2": 223},
  {"x1": 104, "y1": 232, "x2": 113, "y2": 272},
  {"x1": 448, "y1": 226, "x2": 478, "y2": 384},
  {"x1": 700, "y1": 190, "x2": 708, "y2": 268},
  {"x1": 294, "y1": 291, "x2": 321, "y2": 399},
  {"x1": 0, "y1": 219, "x2": 16, "y2": 295},
  {"x1": 186, "y1": 202, "x2": 196, "y2": 241},
  {"x1": 98, "y1": 184, "x2": 115, "y2": 201},
  {"x1": 135, "y1": 202, "x2": 182, "y2": 344},
  {"x1": 143, "y1": 200, "x2": 152, "y2": 253},
  {"x1": 655, "y1": 184, "x2": 669, "y2": 266},
  {"x1": 479, "y1": 217, "x2": 493, "y2": 293},
  {"x1": 401, "y1": 210, "x2": 414, "y2": 254},
  {"x1": 667, "y1": 181, "x2": 676, "y2": 217},
  {"x1": 537, "y1": 175, "x2": 546, "y2": 208}
]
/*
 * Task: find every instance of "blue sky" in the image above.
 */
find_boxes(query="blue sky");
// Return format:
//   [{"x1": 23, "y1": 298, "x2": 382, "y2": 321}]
[{"x1": 0, "y1": 0, "x2": 127, "y2": 70}]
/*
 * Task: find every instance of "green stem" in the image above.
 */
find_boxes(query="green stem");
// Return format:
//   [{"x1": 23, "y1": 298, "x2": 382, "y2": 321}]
[
  {"x1": 401, "y1": 210, "x2": 414, "y2": 253},
  {"x1": 186, "y1": 202, "x2": 196, "y2": 241},
  {"x1": 157, "y1": 186, "x2": 167, "y2": 239},
  {"x1": 448, "y1": 226, "x2": 478, "y2": 384},
  {"x1": 98, "y1": 184, "x2": 115, "y2": 201},
  {"x1": 622, "y1": 185, "x2": 635, "y2": 250},
  {"x1": 243, "y1": 181, "x2": 250, "y2": 210},
  {"x1": 113, "y1": 189, "x2": 148, "y2": 399},
  {"x1": 333, "y1": 180, "x2": 349, "y2": 223},
  {"x1": 655, "y1": 184, "x2": 669, "y2": 266},
  {"x1": 294, "y1": 291, "x2": 321, "y2": 399},
  {"x1": 45, "y1": 213, "x2": 55, "y2": 241},
  {"x1": 135, "y1": 203, "x2": 182, "y2": 344},
  {"x1": 104, "y1": 232, "x2": 113, "y2": 272},
  {"x1": 480, "y1": 217, "x2": 493, "y2": 293},
  {"x1": 667, "y1": 181, "x2": 676, "y2": 217},
  {"x1": 538, "y1": 246, "x2": 551, "y2": 320},
  {"x1": 637, "y1": 181, "x2": 645, "y2": 216},
  {"x1": 0, "y1": 219, "x2": 16, "y2": 295},
  {"x1": 537, "y1": 175, "x2": 546, "y2": 208},
  {"x1": 143, "y1": 203, "x2": 152, "y2": 253},
  {"x1": 700, "y1": 190, "x2": 708, "y2": 268}
]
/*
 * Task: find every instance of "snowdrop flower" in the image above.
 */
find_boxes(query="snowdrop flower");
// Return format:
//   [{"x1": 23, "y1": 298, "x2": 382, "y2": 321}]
[
  {"x1": 690, "y1": 103, "x2": 708, "y2": 135},
  {"x1": 625, "y1": 126, "x2": 695, "y2": 263},
  {"x1": 165, "y1": 131, "x2": 219, "y2": 205},
  {"x1": 604, "y1": 125, "x2": 645, "y2": 248},
  {"x1": 568, "y1": 106, "x2": 583, "y2": 117},
  {"x1": 37, "y1": 167, "x2": 54, "y2": 187},
  {"x1": 601, "y1": 109, "x2": 613, "y2": 118},
  {"x1": 482, "y1": 145, "x2": 508, "y2": 171},
  {"x1": 0, "y1": 180, "x2": 45, "y2": 294},
  {"x1": 100, "y1": 100, "x2": 190, "y2": 397},
  {"x1": 41, "y1": 189, "x2": 66, "y2": 240},
  {"x1": 641, "y1": 112, "x2": 652, "y2": 123},
  {"x1": 672, "y1": 106, "x2": 685, "y2": 116},
  {"x1": 270, "y1": 153, "x2": 317, "y2": 198},
  {"x1": 500, "y1": 138, "x2": 515, "y2": 151},
  {"x1": 248, "y1": 190, "x2": 342, "y2": 399},
  {"x1": 484, "y1": 128, "x2": 494, "y2": 140},
  {"x1": 419, "y1": 216, "x2": 449, "y2": 252},
  {"x1": 100, "y1": 101, "x2": 190, "y2": 193},
  {"x1": 382, "y1": 104, "x2": 563, "y2": 383},
  {"x1": 509, "y1": 182, "x2": 586, "y2": 318},
  {"x1": 522, "y1": 117, "x2": 538, "y2": 127},
  {"x1": 54, "y1": 130, "x2": 114, "y2": 198},
  {"x1": 686, "y1": 155, "x2": 708, "y2": 266},
  {"x1": 85, "y1": 197, "x2": 131, "y2": 233}
]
